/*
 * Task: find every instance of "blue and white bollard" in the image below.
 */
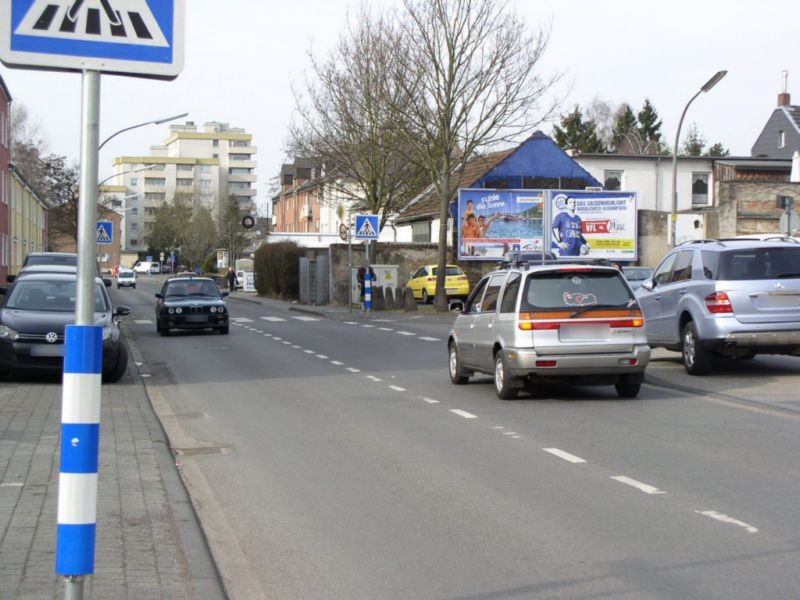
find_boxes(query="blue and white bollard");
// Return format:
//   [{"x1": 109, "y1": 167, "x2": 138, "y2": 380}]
[
  {"x1": 364, "y1": 273, "x2": 372, "y2": 311},
  {"x1": 56, "y1": 325, "x2": 103, "y2": 576}
]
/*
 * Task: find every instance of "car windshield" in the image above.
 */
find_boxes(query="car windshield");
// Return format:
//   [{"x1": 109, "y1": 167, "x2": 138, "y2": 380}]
[
  {"x1": 5, "y1": 280, "x2": 108, "y2": 312},
  {"x1": 165, "y1": 280, "x2": 220, "y2": 297},
  {"x1": 521, "y1": 269, "x2": 635, "y2": 311},
  {"x1": 718, "y1": 247, "x2": 800, "y2": 280},
  {"x1": 622, "y1": 267, "x2": 653, "y2": 281},
  {"x1": 24, "y1": 254, "x2": 77, "y2": 267}
]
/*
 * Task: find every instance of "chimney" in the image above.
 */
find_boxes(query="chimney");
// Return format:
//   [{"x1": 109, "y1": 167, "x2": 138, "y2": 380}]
[{"x1": 778, "y1": 70, "x2": 791, "y2": 106}]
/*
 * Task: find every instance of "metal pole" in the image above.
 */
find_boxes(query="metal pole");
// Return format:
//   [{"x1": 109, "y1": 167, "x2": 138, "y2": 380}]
[
  {"x1": 670, "y1": 89, "x2": 701, "y2": 247},
  {"x1": 58, "y1": 69, "x2": 102, "y2": 600},
  {"x1": 347, "y1": 214, "x2": 352, "y2": 312}
]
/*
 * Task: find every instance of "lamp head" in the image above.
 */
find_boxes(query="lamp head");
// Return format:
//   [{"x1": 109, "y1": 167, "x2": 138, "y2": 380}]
[{"x1": 701, "y1": 70, "x2": 727, "y2": 93}]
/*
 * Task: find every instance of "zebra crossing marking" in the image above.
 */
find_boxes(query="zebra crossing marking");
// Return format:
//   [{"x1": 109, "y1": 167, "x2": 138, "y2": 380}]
[{"x1": 260, "y1": 316, "x2": 287, "y2": 322}]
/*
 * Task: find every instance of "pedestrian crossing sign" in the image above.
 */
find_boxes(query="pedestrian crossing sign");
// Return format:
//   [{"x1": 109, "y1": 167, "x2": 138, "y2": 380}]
[
  {"x1": 355, "y1": 215, "x2": 380, "y2": 240},
  {"x1": 96, "y1": 220, "x2": 113, "y2": 245},
  {"x1": 0, "y1": 0, "x2": 185, "y2": 79}
]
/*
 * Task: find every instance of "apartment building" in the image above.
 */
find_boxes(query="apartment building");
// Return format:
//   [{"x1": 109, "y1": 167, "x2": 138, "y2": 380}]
[
  {"x1": 110, "y1": 121, "x2": 257, "y2": 254},
  {"x1": 0, "y1": 75, "x2": 10, "y2": 282},
  {"x1": 8, "y1": 164, "x2": 47, "y2": 274}
]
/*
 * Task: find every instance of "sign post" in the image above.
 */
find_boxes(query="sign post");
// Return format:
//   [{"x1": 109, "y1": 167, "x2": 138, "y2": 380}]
[
  {"x1": 355, "y1": 215, "x2": 379, "y2": 313},
  {"x1": 2, "y1": 2, "x2": 185, "y2": 598}
]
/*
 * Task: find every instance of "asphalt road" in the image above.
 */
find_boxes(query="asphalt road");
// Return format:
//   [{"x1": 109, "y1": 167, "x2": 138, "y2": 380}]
[{"x1": 114, "y1": 277, "x2": 800, "y2": 600}]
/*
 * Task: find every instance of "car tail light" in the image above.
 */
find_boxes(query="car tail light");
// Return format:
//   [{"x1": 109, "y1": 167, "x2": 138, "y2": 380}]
[
  {"x1": 618, "y1": 358, "x2": 638, "y2": 366},
  {"x1": 705, "y1": 292, "x2": 733, "y2": 314},
  {"x1": 536, "y1": 360, "x2": 557, "y2": 367}
]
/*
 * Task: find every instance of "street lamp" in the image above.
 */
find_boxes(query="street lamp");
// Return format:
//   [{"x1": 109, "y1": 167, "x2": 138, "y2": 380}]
[
  {"x1": 98, "y1": 112, "x2": 188, "y2": 151},
  {"x1": 670, "y1": 70, "x2": 727, "y2": 246}
]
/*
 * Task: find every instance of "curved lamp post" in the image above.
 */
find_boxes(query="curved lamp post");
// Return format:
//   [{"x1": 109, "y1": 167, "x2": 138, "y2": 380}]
[
  {"x1": 670, "y1": 70, "x2": 727, "y2": 246},
  {"x1": 98, "y1": 111, "x2": 188, "y2": 151}
]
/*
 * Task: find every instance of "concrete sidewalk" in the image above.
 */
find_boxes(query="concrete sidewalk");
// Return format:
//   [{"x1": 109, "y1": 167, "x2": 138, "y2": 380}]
[{"x1": 0, "y1": 341, "x2": 224, "y2": 598}]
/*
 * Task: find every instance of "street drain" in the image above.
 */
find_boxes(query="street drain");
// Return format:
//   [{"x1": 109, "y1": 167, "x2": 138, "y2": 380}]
[{"x1": 173, "y1": 445, "x2": 231, "y2": 456}]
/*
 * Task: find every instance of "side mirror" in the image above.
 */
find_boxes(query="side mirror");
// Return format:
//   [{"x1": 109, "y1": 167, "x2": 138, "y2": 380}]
[
  {"x1": 155, "y1": 293, "x2": 163, "y2": 299},
  {"x1": 115, "y1": 305, "x2": 131, "y2": 317},
  {"x1": 641, "y1": 279, "x2": 654, "y2": 292}
]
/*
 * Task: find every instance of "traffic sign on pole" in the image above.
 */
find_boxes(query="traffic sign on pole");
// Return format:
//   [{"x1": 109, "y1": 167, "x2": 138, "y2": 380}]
[
  {"x1": 355, "y1": 215, "x2": 380, "y2": 240},
  {"x1": 95, "y1": 220, "x2": 112, "y2": 245},
  {"x1": 0, "y1": 0, "x2": 185, "y2": 79}
]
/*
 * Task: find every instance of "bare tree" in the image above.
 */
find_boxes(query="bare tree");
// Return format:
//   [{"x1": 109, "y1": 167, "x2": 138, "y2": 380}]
[
  {"x1": 290, "y1": 5, "x2": 427, "y2": 233},
  {"x1": 585, "y1": 97, "x2": 618, "y2": 150},
  {"x1": 396, "y1": 0, "x2": 559, "y2": 310}
]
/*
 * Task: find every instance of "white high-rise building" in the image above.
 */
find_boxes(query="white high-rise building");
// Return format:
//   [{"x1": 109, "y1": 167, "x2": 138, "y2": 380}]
[{"x1": 109, "y1": 121, "x2": 257, "y2": 253}]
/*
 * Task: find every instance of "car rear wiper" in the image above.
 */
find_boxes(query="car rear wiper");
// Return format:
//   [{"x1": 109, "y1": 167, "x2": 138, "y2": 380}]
[{"x1": 569, "y1": 302, "x2": 632, "y2": 318}]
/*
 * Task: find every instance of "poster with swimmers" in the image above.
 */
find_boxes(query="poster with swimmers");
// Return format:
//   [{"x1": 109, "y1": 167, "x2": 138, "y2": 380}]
[{"x1": 457, "y1": 189, "x2": 545, "y2": 261}]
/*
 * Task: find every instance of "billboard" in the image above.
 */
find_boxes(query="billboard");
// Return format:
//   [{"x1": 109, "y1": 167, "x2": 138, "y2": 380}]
[
  {"x1": 457, "y1": 189, "x2": 545, "y2": 261},
  {"x1": 548, "y1": 190, "x2": 637, "y2": 260}
]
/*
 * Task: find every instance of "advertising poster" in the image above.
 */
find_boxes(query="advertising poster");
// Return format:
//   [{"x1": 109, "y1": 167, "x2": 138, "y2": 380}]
[
  {"x1": 458, "y1": 189, "x2": 545, "y2": 261},
  {"x1": 548, "y1": 190, "x2": 637, "y2": 261}
]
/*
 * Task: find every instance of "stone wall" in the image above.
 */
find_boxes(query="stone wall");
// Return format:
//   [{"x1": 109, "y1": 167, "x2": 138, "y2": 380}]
[{"x1": 717, "y1": 181, "x2": 800, "y2": 236}]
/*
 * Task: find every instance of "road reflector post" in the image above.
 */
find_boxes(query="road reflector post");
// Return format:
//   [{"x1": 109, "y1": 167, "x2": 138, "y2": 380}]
[{"x1": 365, "y1": 272, "x2": 372, "y2": 312}]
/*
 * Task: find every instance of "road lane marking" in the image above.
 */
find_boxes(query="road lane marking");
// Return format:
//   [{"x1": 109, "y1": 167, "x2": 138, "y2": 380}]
[
  {"x1": 282, "y1": 341, "x2": 291, "y2": 345},
  {"x1": 260, "y1": 316, "x2": 287, "y2": 322},
  {"x1": 330, "y1": 360, "x2": 344, "y2": 366},
  {"x1": 316, "y1": 354, "x2": 328, "y2": 359},
  {"x1": 543, "y1": 448, "x2": 587, "y2": 464},
  {"x1": 611, "y1": 476, "x2": 665, "y2": 495},
  {"x1": 344, "y1": 321, "x2": 359, "y2": 325},
  {"x1": 303, "y1": 350, "x2": 314, "y2": 354},
  {"x1": 346, "y1": 367, "x2": 361, "y2": 373},
  {"x1": 292, "y1": 345, "x2": 301, "y2": 349},
  {"x1": 292, "y1": 316, "x2": 319, "y2": 321},
  {"x1": 450, "y1": 409, "x2": 477, "y2": 419},
  {"x1": 388, "y1": 385, "x2": 406, "y2": 392},
  {"x1": 695, "y1": 510, "x2": 758, "y2": 533},
  {"x1": 366, "y1": 375, "x2": 382, "y2": 382},
  {"x1": 134, "y1": 319, "x2": 152, "y2": 324},
  {"x1": 273, "y1": 336, "x2": 283, "y2": 341},
  {"x1": 378, "y1": 327, "x2": 394, "y2": 331},
  {"x1": 396, "y1": 331, "x2": 415, "y2": 336},
  {"x1": 419, "y1": 396, "x2": 440, "y2": 404},
  {"x1": 418, "y1": 336, "x2": 439, "y2": 341},
  {"x1": 232, "y1": 317, "x2": 253, "y2": 323}
]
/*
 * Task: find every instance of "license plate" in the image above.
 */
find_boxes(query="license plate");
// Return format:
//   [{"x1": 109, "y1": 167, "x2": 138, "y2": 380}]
[
  {"x1": 756, "y1": 294, "x2": 800, "y2": 309},
  {"x1": 30, "y1": 344, "x2": 64, "y2": 357},
  {"x1": 559, "y1": 323, "x2": 609, "y2": 341},
  {"x1": 186, "y1": 315, "x2": 208, "y2": 323},
  {"x1": 446, "y1": 288, "x2": 458, "y2": 294}
]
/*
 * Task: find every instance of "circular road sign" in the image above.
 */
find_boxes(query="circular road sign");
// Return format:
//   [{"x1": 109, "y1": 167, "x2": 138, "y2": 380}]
[{"x1": 339, "y1": 223, "x2": 349, "y2": 241}]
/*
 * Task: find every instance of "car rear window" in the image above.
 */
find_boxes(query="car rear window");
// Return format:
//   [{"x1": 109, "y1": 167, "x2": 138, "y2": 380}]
[
  {"x1": 521, "y1": 269, "x2": 635, "y2": 311},
  {"x1": 432, "y1": 267, "x2": 464, "y2": 276},
  {"x1": 717, "y1": 247, "x2": 800, "y2": 280},
  {"x1": 24, "y1": 255, "x2": 77, "y2": 267}
]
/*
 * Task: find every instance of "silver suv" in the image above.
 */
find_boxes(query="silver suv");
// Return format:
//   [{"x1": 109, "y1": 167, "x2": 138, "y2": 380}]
[
  {"x1": 448, "y1": 261, "x2": 650, "y2": 399},
  {"x1": 636, "y1": 239, "x2": 800, "y2": 375}
]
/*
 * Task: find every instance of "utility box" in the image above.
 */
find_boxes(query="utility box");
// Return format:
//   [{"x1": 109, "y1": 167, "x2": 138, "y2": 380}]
[{"x1": 300, "y1": 256, "x2": 330, "y2": 305}]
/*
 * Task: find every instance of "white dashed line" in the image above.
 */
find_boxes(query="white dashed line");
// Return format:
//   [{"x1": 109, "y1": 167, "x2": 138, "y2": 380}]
[
  {"x1": 260, "y1": 316, "x2": 287, "y2": 322},
  {"x1": 346, "y1": 367, "x2": 361, "y2": 373},
  {"x1": 388, "y1": 385, "x2": 406, "y2": 392},
  {"x1": 344, "y1": 321, "x2": 359, "y2": 325},
  {"x1": 378, "y1": 327, "x2": 394, "y2": 331},
  {"x1": 292, "y1": 345, "x2": 301, "y2": 349},
  {"x1": 316, "y1": 354, "x2": 329, "y2": 359},
  {"x1": 418, "y1": 336, "x2": 440, "y2": 341},
  {"x1": 292, "y1": 316, "x2": 319, "y2": 321},
  {"x1": 282, "y1": 341, "x2": 291, "y2": 345},
  {"x1": 419, "y1": 396, "x2": 440, "y2": 404},
  {"x1": 450, "y1": 409, "x2": 477, "y2": 419},
  {"x1": 134, "y1": 319, "x2": 152, "y2": 325},
  {"x1": 695, "y1": 510, "x2": 758, "y2": 533},
  {"x1": 543, "y1": 448, "x2": 587, "y2": 464},
  {"x1": 366, "y1": 375, "x2": 382, "y2": 382},
  {"x1": 232, "y1": 317, "x2": 254, "y2": 323},
  {"x1": 330, "y1": 360, "x2": 344, "y2": 366},
  {"x1": 361, "y1": 324, "x2": 375, "y2": 328},
  {"x1": 503, "y1": 431, "x2": 518, "y2": 436},
  {"x1": 303, "y1": 350, "x2": 314, "y2": 354},
  {"x1": 611, "y1": 476, "x2": 665, "y2": 495},
  {"x1": 396, "y1": 331, "x2": 415, "y2": 336}
]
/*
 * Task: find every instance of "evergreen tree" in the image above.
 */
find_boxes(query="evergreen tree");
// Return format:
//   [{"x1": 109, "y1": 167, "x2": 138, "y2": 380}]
[
  {"x1": 707, "y1": 142, "x2": 730, "y2": 157},
  {"x1": 681, "y1": 123, "x2": 705, "y2": 156},
  {"x1": 552, "y1": 105, "x2": 606, "y2": 153},
  {"x1": 636, "y1": 98, "x2": 663, "y2": 153},
  {"x1": 611, "y1": 104, "x2": 637, "y2": 152}
]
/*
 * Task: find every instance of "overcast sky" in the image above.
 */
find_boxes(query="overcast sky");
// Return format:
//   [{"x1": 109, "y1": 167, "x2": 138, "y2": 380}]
[{"x1": 1, "y1": 0, "x2": 798, "y2": 214}]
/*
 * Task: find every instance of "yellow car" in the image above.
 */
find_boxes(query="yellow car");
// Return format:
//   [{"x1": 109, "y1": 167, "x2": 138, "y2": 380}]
[{"x1": 407, "y1": 264, "x2": 470, "y2": 303}]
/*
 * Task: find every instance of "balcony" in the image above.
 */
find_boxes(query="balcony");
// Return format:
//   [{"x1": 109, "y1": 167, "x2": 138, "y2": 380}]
[
  {"x1": 228, "y1": 145, "x2": 257, "y2": 154},
  {"x1": 227, "y1": 173, "x2": 257, "y2": 183}
]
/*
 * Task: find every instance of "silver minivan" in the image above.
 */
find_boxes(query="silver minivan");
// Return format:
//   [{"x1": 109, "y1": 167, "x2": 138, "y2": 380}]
[{"x1": 448, "y1": 262, "x2": 650, "y2": 399}]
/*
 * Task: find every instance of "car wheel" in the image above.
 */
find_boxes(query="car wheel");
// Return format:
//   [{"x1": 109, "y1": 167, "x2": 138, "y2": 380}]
[
  {"x1": 682, "y1": 321, "x2": 712, "y2": 375},
  {"x1": 102, "y1": 341, "x2": 128, "y2": 384},
  {"x1": 132, "y1": 284, "x2": 136, "y2": 289},
  {"x1": 219, "y1": 325, "x2": 229, "y2": 335},
  {"x1": 615, "y1": 374, "x2": 642, "y2": 398},
  {"x1": 160, "y1": 322, "x2": 170, "y2": 337},
  {"x1": 494, "y1": 351, "x2": 518, "y2": 400},
  {"x1": 422, "y1": 289, "x2": 431, "y2": 304},
  {"x1": 448, "y1": 342, "x2": 469, "y2": 384}
]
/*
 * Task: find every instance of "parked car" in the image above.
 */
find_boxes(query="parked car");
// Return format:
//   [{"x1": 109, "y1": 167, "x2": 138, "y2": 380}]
[
  {"x1": 0, "y1": 272, "x2": 130, "y2": 382},
  {"x1": 448, "y1": 261, "x2": 649, "y2": 399},
  {"x1": 636, "y1": 239, "x2": 800, "y2": 375},
  {"x1": 116, "y1": 268, "x2": 136, "y2": 289},
  {"x1": 622, "y1": 266, "x2": 654, "y2": 292},
  {"x1": 154, "y1": 276, "x2": 229, "y2": 336},
  {"x1": 150, "y1": 264, "x2": 161, "y2": 275},
  {"x1": 8, "y1": 252, "x2": 109, "y2": 286},
  {"x1": 407, "y1": 264, "x2": 470, "y2": 303},
  {"x1": 132, "y1": 261, "x2": 154, "y2": 274}
]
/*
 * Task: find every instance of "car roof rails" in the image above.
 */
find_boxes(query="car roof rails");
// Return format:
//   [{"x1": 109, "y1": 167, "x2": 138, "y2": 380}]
[{"x1": 678, "y1": 239, "x2": 726, "y2": 247}]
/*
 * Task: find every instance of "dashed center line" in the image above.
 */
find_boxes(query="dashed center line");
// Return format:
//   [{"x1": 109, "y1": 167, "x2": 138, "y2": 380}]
[
  {"x1": 450, "y1": 409, "x2": 478, "y2": 419},
  {"x1": 366, "y1": 375, "x2": 382, "y2": 382},
  {"x1": 303, "y1": 350, "x2": 314, "y2": 354},
  {"x1": 418, "y1": 336, "x2": 439, "y2": 341},
  {"x1": 419, "y1": 396, "x2": 440, "y2": 404},
  {"x1": 316, "y1": 354, "x2": 329, "y2": 359},
  {"x1": 396, "y1": 331, "x2": 415, "y2": 336},
  {"x1": 543, "y1": 448, "x2": 587, "y2": 464},
  {"x1": 388, "y1": 385, "x2": 406, "y2": 392},
  {"x1": 260, "y1": 316, "x2": 286, "y2": 322},
  {"x1": 346, "y1": 367, "x2": 361, "y2": 373},
  {"x1": 378, "y1": 327, "x2": 394, "y2": 332},
  {"x1": 330, "y1": 360, "x2": 344, "y2": 366},
  {"x1": 611, "y1": 476, "x2": 665, "y2": 495},
  {"x1": 695, "y1": 510, "x2": 758, "y2": 533}
]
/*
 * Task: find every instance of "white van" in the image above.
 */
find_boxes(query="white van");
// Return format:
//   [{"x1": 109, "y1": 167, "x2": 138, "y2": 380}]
[{"x1": 132, "y1": 261, "x2": 154, "y2": 274}]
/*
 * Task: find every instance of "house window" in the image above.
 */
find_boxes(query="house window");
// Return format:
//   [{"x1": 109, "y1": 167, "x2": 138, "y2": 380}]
[
  {"x1": 177, "y1": 164, "x2": 193, "y2": 172},
  {"x1": 604, "y1": 170, "x2": 623, "y2": 191},
  {"x1": 177, "y1": 179, "x2": 193, "y2": 187},
  {"x1": 145, "y1": 178, "x2": 166, "y2": 186},
  {"x1": 411, "y1": 221, "x2": 431, "y2": 243},
  {"x1": 212, "y1": 139, "x2": 219, "y2": 147},
  {"x1": 131, "y1": 222, "x2": 138, "y2": 231},
  {"x1": 691, "y1": 173, "x2": 709, "y2": 206},
  {"x1": 779, "y1": 130, "x2": 786, "y2": 148},
  {"x1": 130, "y1": 177, "x2": 138, "y2": 187},
  {"x1": 130, "y1": 239, "x2": 138, "y2": 246}
]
